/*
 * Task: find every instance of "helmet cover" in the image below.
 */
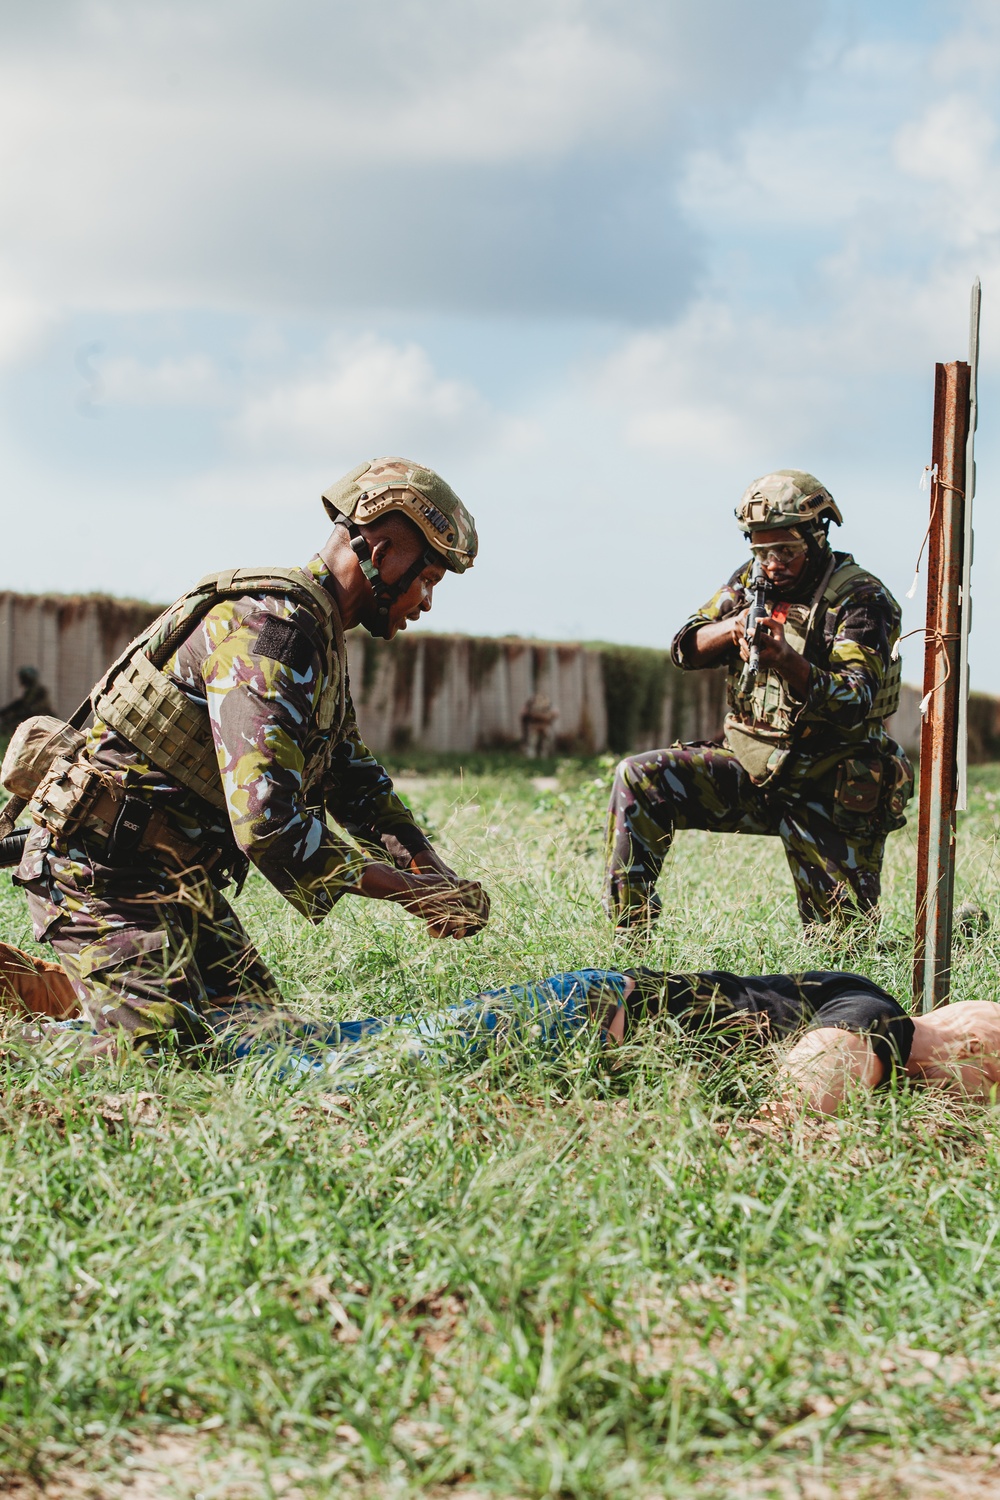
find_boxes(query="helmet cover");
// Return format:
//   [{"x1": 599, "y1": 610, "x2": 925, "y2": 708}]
[
  {"x1": 322, "y1": 457, "x2": 478, "y2": 573},
  {"x1": 735, "y1": 470, "x2": 843, "y2": 536}
]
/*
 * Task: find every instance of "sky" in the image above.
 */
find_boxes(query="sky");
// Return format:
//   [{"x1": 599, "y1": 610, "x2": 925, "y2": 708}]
[{"x1": 1, "y1": 0, "x2": 998, "y2": 686}]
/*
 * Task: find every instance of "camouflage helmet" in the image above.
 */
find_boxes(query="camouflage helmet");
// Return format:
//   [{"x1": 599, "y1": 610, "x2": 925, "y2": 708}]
[
  {"x1": 322, "y1": 457, "x2": 478, "y2": 574},
  {"x1": 735, "y1": 470, "x2": 842, "y2": 537}
]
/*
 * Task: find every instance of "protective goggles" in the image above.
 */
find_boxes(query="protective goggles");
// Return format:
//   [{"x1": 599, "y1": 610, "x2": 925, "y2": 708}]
[{"x1": 749, "y1": 538, "x2": 808, "y2": 563}]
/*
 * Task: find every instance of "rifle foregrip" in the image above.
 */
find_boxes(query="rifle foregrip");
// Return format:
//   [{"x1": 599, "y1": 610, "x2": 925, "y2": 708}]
[{"x1": 0, "y1": 827, "x2": 28, "y2": 868}]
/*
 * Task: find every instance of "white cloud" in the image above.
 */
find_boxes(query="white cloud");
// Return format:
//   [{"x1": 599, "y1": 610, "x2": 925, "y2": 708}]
[
  {"x1": 3, "y1": 0, "x2": 1000, "y2": 691},
  {"x1": 0, "y1": 267, "x2": 54, "y2": 367},
  {"x1": 0, "y1": 0, "x2": 821, "y2": 318},
  {"x1": 97, "y1": 352, "x2": 227, "y2": 407},
  {"x1": 232, "y1": 335, "x2": 495, "y2": 457}
]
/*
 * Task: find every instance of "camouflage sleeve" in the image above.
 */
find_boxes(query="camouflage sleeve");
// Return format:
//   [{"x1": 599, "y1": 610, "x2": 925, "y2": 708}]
[
  {"x1": 802, "y1": 586, "x2": 897, "y2": 731},
  {"x1": 202, "y1": 609, "x2": 368, "y2": 923},
  {"x1": 671, "y1": 565, "x2": 750, "y2": 669},
  {"x1": 323, "y1": 687, "x2": 431, "y2": 867}
]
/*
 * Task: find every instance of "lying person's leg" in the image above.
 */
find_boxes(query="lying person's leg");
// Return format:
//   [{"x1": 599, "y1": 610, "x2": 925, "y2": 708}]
[
  {"x1": 1, "y1": 945, "x2": 634, "y2": 1078},
  {"x1": 230, "y1": 969, "x2": 635, "y2": 1082}
]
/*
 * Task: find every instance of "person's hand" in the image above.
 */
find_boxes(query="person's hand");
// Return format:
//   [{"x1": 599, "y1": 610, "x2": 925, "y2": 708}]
[
  {"x1": 359, "y1": 862, "x2": 490, "y2": 938},
  {"x1": 429, "y1": 878, "x2": 490, "y2": 938},
  {"x1": 408, "y1": 849, "x2": 490, "y2": 935},
  {"x1": 737, "y1": 612, "x2": 788, "y2": 665},
  {"x1": 753, "y1": 615, "x2": 792, "y2": 668},
  {"x1": 737, "y1": 615, "x2": 812, "y2": 695}
]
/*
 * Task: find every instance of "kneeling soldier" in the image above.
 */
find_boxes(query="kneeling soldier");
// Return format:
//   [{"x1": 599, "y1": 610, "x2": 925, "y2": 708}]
[
  {"x1": 11, "y1": 458, "x2": 490, "y2": 1051},
  {"x1": 604, "y1": 470, "x2": 913, "y2": 930}
]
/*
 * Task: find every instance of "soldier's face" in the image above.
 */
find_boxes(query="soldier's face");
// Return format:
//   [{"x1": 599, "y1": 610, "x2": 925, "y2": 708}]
[
  {"x1": 388, "y1": 560, "x2": 447, "y2": 636},
  {"x1": 368, "y1": 532, "x2": 447, "y2": 638},
  {"x1": 750, "y1": 528, "x2": 810, "y2": 589}
]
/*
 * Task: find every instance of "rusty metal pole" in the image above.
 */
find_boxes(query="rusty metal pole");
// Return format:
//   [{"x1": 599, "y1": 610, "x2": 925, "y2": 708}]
[{"x1": 912, "y1": 360, "x2": 971, "y2": 1011}]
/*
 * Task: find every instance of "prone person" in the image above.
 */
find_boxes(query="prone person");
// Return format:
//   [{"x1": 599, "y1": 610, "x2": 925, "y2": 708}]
[
  {"x1": 3, "y1": 458, "x2": 489, "y2": 1059},
  {"x1": 3, "y1": 941, "x2": 998, "y2": 1117}
]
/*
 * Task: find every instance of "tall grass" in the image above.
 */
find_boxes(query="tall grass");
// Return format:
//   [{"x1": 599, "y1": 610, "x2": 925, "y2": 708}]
[{"x1": 1, "y1": 757, "x2": 999, "y2": 1495}]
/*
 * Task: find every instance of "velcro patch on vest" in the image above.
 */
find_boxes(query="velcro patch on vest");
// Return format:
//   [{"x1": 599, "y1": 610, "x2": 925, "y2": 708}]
[{"x1": 251, "y1": 616, "x2": 314, "y2": 673}]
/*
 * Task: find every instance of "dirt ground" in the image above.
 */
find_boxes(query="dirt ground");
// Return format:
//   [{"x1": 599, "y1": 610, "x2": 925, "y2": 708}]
[{"x1": 3, "y1": 1432, "x2": 1000, "y2": 1499}]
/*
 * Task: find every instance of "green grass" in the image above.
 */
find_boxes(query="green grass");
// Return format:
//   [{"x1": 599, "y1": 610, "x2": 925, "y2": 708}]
[{"x1": 2, "y1": 758, "x2": 1000, "y2": 1496}]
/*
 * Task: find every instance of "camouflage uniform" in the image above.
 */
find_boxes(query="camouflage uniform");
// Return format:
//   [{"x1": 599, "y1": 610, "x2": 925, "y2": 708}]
[
  {"x1": 14, "y1": 553, "x2": 437, "y2": 1049},
  {"x1": 604, "y1": 549, "x2": 910, "y2": 928}
]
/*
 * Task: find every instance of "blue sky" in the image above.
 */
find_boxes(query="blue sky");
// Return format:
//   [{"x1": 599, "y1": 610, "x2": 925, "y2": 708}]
[{"x1": 1, "y1": 0, "x2": 998, "y2": 685}]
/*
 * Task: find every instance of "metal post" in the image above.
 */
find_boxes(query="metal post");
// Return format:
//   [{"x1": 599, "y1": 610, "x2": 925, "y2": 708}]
[
  {"x1": 956, "y1": 279, "x2": 981, "y2": 810},
  {"x1": 912, "y1": 360, "x2": 971, "y2": 1011}
]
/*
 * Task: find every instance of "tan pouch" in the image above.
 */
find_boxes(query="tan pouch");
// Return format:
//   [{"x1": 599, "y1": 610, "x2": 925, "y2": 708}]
[
  {"x1": 723, "y1": 715, "x2": 793, "y2": 787},
  {"x1": 29, "y1": 757, "x2": 113, "y2": 842},
  {"x1": 1, "y1": 716, "x2": 87, "y2": 800}
]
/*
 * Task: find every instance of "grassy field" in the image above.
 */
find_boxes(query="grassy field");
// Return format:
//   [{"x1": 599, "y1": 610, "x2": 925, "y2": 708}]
[{"x1": 2, "y1": 757, "x2": 1000, "y2": 1498}]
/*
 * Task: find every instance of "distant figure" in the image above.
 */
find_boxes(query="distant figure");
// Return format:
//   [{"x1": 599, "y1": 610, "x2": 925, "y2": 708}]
[
  {"x1": 521, "y1": 692, "x2": 558, "y2": 758},
  {"x1": 0, "y1": 666, "x2": 53, "y2": 751}
]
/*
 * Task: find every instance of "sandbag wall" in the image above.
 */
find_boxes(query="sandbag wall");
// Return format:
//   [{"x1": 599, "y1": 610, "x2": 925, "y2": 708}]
[{"x1": 4, "y1": 588, "x2": 999, "y2": 762}]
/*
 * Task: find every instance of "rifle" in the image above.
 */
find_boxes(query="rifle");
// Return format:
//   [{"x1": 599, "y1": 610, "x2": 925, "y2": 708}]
[
  {"x1": 0, "y1": 826, "x2": 28, "y2": 866},
  {"x1": 738, "y1": 557, "x2": 772, "y2": 694}
]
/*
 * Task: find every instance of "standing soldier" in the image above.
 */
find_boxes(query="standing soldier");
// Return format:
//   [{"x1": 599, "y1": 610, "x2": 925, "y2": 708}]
[
  {"x1": 521, "y1": 691, "x2": 559, "y2": 759},
  {"x1": 11, "y1": 458, "x2": 490, "y2": 1056},
  {"x1": 0, "y1": 666, "x2": 53, "y2": 754},
  {"x1": 604, "y1": 470, "x2": 913, "y2": 931}
]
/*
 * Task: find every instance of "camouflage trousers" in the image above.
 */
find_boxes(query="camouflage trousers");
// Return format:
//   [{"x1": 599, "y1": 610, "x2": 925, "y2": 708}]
[
  {"x1": 16, "y1": 829, "x2": 292, "y2": 1053},
  {"x1": 603, "y1": 742, "x2": 886, "y2": 929}
]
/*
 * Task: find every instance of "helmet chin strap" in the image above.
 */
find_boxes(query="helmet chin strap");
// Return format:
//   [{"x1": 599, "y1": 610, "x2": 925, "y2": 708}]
[
  {"x1": 803, "y1": 520, "x2": 832, "y2": 565},
  {"x1": 337, "y1": 517, "x2": 440, "y2": 640}
]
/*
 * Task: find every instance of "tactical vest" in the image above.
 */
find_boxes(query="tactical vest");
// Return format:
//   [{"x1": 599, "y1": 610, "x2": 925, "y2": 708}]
[
  {"x1": 93, "y1": 567, "x2": 347, "y2": 811},
  {"x1": 724, "y1": 559, "x2": 902, "y2": 786}
]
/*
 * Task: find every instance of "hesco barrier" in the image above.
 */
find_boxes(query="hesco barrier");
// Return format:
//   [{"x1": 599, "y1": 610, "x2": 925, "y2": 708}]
[{"x1": 3, "y1": 589, "x2": 1000, "y2": 762}]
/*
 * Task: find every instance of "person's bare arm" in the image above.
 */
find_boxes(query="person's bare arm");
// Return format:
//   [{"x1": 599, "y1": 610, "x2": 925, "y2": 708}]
[
  {"x1": 684, "y1": 613, "x2": 747, "y2": 668},
  {"x1": 906, "y1": 1003, "x2": 1000, "y2": 1097},
  {"x1": 358, "y1": 862, "x2": 489, "y2": 938},
  {"x1": 773, "y1": 1027, "x2": 884, "y2": 1116}
]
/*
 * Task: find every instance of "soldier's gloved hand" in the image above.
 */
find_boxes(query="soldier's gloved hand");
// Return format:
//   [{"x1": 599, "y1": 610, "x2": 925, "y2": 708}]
[{"x1": 358, "y1": 863, "x2": 490, "y2": 939}]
